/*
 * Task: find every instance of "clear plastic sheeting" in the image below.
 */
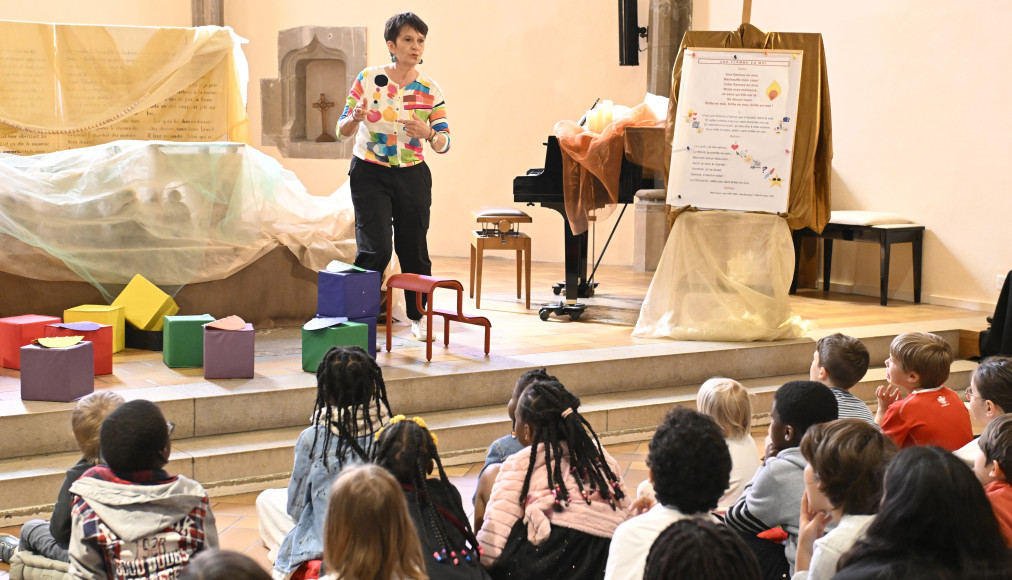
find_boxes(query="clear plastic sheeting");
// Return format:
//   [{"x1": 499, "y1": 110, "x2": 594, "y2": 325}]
[
  {"x1": 633, "y1": 211, "x2": 811, "y2": 341},
  {"x1": 0, "y1": 141, "x2": 356, "y2": 301}
]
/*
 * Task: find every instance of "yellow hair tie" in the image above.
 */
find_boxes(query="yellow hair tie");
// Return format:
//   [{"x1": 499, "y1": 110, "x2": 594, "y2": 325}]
[{"x1": 375, "y1": 414, "x2": 438, "y2": 447}]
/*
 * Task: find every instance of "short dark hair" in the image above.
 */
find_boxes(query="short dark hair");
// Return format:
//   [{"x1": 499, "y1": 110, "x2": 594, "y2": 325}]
[
  {"x1": 384, "y1": 12, "x2": 428, "y2": 43},
  {"x1": 179, "y1": 549, "x2": 271, "y2": 580},
  {"x1": 816, "y1": 333, "x2": 870, "y2": 390},
  {"x1": 979, "y1": 413, "x2": 1012, "y2": 478},
  {"x1": 800, "y1": 419, "x2": 897, "y2": 515},
  {"x1": 644, "y1": 519, "x2": 760, "y2": 580},
  {"x1": 974, "y1": 356, "x2": 1012, "y2": 414},
  {"x1": 100, "y1": 399, "x2": 169, "y2": 473},
  {"x1": 647, "y1": 407, "x2": 731, "y2": 514},
  {"x1": 774, "y1": 380, "x2": 838, "y2": 437}
]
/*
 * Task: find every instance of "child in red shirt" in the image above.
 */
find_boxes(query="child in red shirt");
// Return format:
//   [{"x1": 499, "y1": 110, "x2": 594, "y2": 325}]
[
  {"x1": 875, "y1": 331, "x2": 972, "y2": 451},
  {"x1": 974, "y1": 413, "x2": 1012, "y2": 547}
]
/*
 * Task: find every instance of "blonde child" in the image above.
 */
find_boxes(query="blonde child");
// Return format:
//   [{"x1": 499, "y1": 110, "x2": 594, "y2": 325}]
[
  {"x1": 635, "y1": 378, "x2": 760, "y2": 512},
  {"x1": 2, "y1": 391, "x2": 125, "y2": 565},
  {"x1": 320, "y1": 464, "x2": 427, "y2": 580},
  {"x1": 876, "y1": 331, "x2": 972, "y2": 450}
]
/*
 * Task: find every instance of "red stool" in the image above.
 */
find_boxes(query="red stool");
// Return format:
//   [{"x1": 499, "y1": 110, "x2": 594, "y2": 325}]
[{"x1": 385, "y1": 274, "x2": 491, "y2": 361}]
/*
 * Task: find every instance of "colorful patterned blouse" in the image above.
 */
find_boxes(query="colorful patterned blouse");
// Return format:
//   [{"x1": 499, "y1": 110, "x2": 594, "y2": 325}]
[{"x1": 337, "y1": 66, "x2": 450, "y2": 167}]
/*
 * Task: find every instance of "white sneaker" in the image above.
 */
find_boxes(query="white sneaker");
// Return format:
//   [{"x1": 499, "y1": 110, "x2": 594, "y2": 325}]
[{"x1": 411, "y1": 318, "x2": 429, "y2": 341}]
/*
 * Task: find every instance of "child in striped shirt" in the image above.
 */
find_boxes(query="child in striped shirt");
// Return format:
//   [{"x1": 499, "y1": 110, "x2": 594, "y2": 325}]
[{"x1": 810, "y1": 333, "x2": 875, "y2": 424}]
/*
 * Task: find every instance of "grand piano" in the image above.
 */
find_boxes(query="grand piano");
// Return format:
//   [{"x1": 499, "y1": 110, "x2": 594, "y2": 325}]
[{"x1": 513, "y1": 130, "x2": 661, "y2": 320}]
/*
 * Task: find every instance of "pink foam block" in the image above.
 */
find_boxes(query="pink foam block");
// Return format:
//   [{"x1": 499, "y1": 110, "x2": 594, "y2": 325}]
[{"x1": 0, "y1": 315, "x2": 62, "y2": 370}]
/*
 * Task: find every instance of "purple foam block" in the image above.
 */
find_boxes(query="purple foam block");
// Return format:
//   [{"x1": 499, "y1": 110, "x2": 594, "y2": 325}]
[
  {"x1": 20, "y1": 342, "x2": 95, "y2": 402},
  {"x1": 203, "y1": 323, "x2": 255, "y2": 379}
]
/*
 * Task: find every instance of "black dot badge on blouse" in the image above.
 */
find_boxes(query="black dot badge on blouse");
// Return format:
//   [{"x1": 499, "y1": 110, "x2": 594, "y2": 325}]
[{"x1": 374, "y1": 75, "x2": 389, "y2": 87}]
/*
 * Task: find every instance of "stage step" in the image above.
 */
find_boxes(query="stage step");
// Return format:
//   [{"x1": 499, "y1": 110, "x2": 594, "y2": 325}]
[{"x1": 0, "y1": 358, "x2": 976, "y2": 524}]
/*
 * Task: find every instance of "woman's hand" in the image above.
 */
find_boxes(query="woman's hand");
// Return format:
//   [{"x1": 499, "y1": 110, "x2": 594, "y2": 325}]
[
  {"x1": 399, "y1": 111, "x2": 433, "y2": 140},
  {"x1": 352, "y1": 99, "x2": 368, "y2": 123},
  {"x1": 795, "y1": 490, "x2": 832, "y2": 573}
]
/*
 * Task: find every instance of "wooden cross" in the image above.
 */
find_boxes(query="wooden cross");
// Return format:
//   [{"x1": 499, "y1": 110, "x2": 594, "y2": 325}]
[{"x1": 313, "y1": 93, "x2": 336, "y2": 143}]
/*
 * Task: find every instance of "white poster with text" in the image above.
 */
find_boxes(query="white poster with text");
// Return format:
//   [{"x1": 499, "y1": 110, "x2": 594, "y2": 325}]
[{"x1": 667, "y1": 49, "x2": 803, "y2": 212}]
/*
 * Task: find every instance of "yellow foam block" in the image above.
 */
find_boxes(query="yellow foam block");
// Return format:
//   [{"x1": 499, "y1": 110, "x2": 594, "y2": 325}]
[
  {"x1": 64, "y1": 304, "x2": 126, "y2": 353},
  {"x1": 111, "y1": 275, "x2": 179, "y2": 332}
]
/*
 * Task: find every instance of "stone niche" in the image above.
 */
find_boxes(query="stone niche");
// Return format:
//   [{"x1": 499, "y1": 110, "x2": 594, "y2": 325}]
[{"x1": 261, "y1": 26, "x2": 366, "y2": 159}]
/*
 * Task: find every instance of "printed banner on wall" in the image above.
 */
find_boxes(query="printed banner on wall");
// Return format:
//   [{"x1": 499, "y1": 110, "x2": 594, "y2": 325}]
[
  {"x1": 0, "y1": 21, "x2": 249, "y2": 155},
  {"x1": 667, "y1": 49, "x2": 802, "y2": 213}
]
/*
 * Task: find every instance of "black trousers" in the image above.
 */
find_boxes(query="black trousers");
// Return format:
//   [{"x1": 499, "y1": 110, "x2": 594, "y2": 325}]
[{"x1": 349, "y1": 157, "x2": 432, "y2": 321}]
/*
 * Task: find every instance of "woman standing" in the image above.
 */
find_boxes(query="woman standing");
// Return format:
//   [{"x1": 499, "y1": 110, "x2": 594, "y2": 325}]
[{"x1": 338, "y1": 12, "x2": 450, "y2": 340}]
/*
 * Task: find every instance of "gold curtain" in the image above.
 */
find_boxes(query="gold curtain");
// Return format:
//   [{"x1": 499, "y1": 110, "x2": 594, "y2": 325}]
[{"x1": 664, "y1": 24, "x2": 833, "y2": 232}]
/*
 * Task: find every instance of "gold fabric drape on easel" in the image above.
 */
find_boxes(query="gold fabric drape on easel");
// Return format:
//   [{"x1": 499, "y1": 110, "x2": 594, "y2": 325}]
[{"x1": 664, "y1": 23, "x2": 833, "y2": 233}]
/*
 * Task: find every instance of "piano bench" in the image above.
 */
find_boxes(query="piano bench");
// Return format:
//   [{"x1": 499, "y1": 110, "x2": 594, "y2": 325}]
[
  {"x1": 470, "y1": 209, "x2": 532, "y2": 310},
  {"x1": 790, "y1": 211, "x2": 924, "y2": 306}
]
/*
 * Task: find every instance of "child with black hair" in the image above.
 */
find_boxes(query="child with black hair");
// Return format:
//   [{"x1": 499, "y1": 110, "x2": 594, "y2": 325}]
[
  {"x1": 68, "y1": 399, "x2": 219, "y2": 579},
  {"x1": 473, "y1": 368, "x2": 551, "y2": 530},
  {"x1": 267, "y1": 345, "x2": 393, "y2": 580},
  {"x1": 375, "y1": 415, "x2": 490, "y2": 580},
  {"x1": 180, "y1": 549, "x2": 271, "y2": 580},
  {"x1": 835, "y1": 446, "x2": 1011, "y2": 579},
  {"x1": 2, "y1": 391, "x2": 124, "y2": 566},
  {"x1": 724, "y1": 380, "x2": 837, "y2": 580},
  {"x1": 974, "y1": 413, "x2": 1012, "y2": 546},
  {"x1": 477, "y1": 378, "x2": 630, "y2": 580},
  {"x1": 643, "y1": 519, "x2": 761, "y2": 580},
  {"x1": 604, "y1": 406, "x2": 733, "y2": 580}
]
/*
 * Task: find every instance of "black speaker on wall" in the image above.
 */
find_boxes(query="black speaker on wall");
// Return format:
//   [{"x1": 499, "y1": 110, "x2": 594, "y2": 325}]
[{"x1": 619, "y1": 0, "x2": 645, "y2": 66}]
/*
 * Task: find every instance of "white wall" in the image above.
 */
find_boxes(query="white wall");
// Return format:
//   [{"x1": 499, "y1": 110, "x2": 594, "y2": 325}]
[{"x1": 698, "y1": 1, "x2": 1012, "y2": 310}]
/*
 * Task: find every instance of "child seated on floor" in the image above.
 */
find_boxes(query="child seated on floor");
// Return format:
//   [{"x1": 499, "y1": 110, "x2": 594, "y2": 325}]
[
  {"x1": 262, "y1": 346, "x2": 393, "y2": 580},
  {"x1": 633, "y1": 378, "x2": 760, "y2": 513},
  {"x1": 956, "y1": 355, "x2": 1012, "y2": 465},
  {"x1": 68, "y1": 399, "x2": 219, "y2": 578},
  {"x1": 375, "y1": 415, "x2": 490, "y2": 580},
  {"x1": 320, "y1": 464, "x2": 427, "y2": 580},
  {"x1": 0, "y1": 391, "x2": 124, "y2": 565},
  {"x1": 973, "y1": 412, "x2": 1012, "y2": 546},
  {"x1": 473, "y1": 367, "x2": 550, "y2": 530},
  {"x1": 724, "y1": 380, "x2": 837, "y2": 580},
  {"x1": 478, "y1": 377, "x2": 630, "y2": 580},
  {"x1": 875, "y1": 331, "x2": 973, "y2": 450},
  {"x1": 605, "y1": 406, "x2": 733, "y2": 580},
  {"x1": 810, "y1": 333, "x2": 875, "y2": 424},
  {"x1": 793, "y1": 419, "x2": 897, "y2": 580}
]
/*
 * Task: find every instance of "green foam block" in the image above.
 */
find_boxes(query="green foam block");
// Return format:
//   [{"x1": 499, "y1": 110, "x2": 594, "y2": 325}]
[{"x1": 302, "y1": 322, "x2": 369, "y2": 373}]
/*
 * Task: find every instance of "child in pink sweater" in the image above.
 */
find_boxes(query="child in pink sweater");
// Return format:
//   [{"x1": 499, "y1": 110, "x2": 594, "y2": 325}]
[{"x1": 477, "y1": 378, "x2": 630, "y2": 580}]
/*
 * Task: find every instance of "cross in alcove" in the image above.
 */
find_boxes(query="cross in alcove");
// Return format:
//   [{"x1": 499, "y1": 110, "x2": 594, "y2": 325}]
[{"x1": 313, "y1": 93, "x2": 336, "y2": 142}]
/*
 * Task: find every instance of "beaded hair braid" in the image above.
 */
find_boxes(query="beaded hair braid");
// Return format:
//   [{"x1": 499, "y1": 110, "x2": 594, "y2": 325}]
[
  {"x1": 517, "y1": 378, "x2": 624, "y2": 511},
  {"x1": 374, "y1": 420, "x2": 483, "y2": 566},
  {"x1": 311, "y1": 346, "x2": 393, "y2": 468}
]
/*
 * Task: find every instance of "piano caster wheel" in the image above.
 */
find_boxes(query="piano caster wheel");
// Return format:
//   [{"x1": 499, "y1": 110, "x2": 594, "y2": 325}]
[
  {"x1": 552, "y1": 285, "x2": 562, "y2": 296},
  {"x1": 538, "y1": 302, "x2": 586, "y2": 322}
]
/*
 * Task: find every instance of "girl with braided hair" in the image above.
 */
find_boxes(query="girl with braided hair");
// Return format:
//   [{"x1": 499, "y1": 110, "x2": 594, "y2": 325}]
[
  {"x1": 477, "y1": 378, "x2": 630, "y2": 580},
  {"x1": 261, "y1": 346, "x2": 394, "y2": 580},
  {"x1": 375, "y1": 416, "x2": 490, "y2": 580}
]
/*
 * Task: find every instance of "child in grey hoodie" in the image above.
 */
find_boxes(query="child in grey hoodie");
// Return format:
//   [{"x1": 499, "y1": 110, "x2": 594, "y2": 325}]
[
  {"x1": 724, "y1": 381, "x2": 837, "y2": 580},
  {"x1": 68, "y1": 400, "x2": 218, "y2": 580}
]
